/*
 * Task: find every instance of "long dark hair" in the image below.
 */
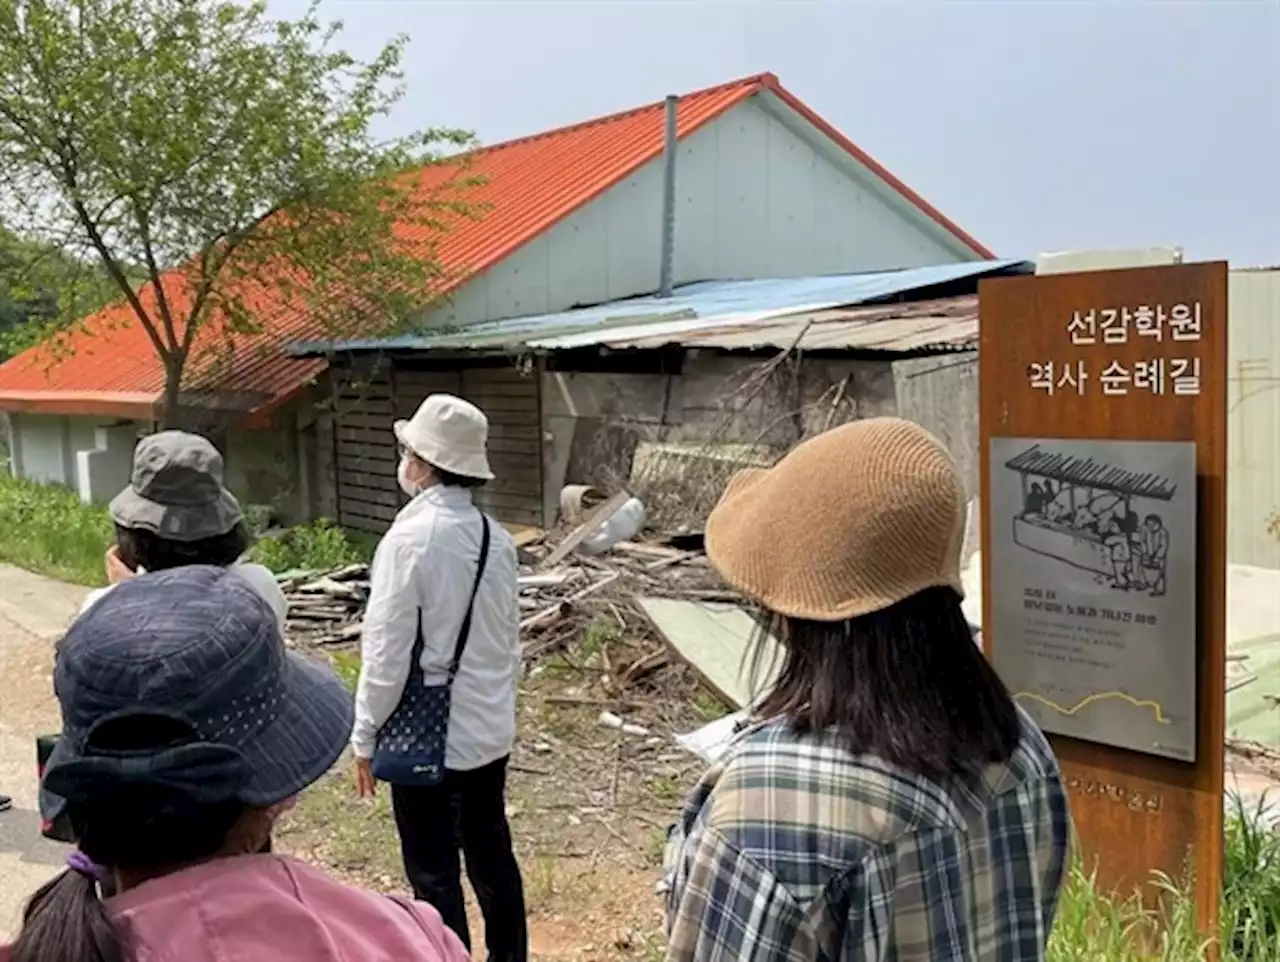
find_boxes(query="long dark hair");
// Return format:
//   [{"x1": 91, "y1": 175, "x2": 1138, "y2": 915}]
[
  {"x1": 752, "y1": 586, "x2": 1021, "y2": 779},
  {"x1": 114, "y1": 522, "x2": 249, "y2": 572},
  {"x1": 10, "y1": 716, "x2": 246, "y2": 962}
]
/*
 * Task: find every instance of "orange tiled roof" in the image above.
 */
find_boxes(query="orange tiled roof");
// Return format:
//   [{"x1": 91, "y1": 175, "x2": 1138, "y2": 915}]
[{"x1": 0, "y1": 73, "x2": 991, "y2": 423}]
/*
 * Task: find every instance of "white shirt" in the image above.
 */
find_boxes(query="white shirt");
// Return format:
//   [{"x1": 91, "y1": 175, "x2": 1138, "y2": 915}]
[
  {"x1": 350, "y1": 485, "x2": 520, "y2": 770},
  {"x1": 80, "y1": 561, "x2": 289, "y2": 633}
]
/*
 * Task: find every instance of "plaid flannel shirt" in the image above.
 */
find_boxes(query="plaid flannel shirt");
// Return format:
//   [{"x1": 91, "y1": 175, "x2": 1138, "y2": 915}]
[{"x1": 663, "y1": 709, "x2": 1070, "y2": 961}]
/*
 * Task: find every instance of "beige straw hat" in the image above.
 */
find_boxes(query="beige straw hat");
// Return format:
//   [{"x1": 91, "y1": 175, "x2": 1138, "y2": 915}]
[{"x1": 705, "y1": 417, "x2": 966, "y2": 622}]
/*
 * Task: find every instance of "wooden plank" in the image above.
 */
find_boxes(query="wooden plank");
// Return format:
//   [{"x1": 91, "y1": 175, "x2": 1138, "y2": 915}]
[
  {"x1": 487, "y1": 424, "x2": 541, "y2": 442},
  {"x1": 338, "y1": 451, "x2": 540, "y2": 486},
  {"x1": 478, "y1": 461, "x2": 542, "y2": 483},
  {"x1": 393, "y1": 371, "x2": 462, "y2": 393},
  {"x1": 486, "y1": 437, "x2": 540, "y2": 456},
  {"x1": 342, "y1": 513, "x2": 389, "y2": 534},
  {"x1": 334, "y1": 397, "x2": 393, "y2": 415},
  {"x1": 338, "y1": 498, "x2": 398, "y2": 523},
  {"x1": 335, "y1": 411, "x2": 399, "y2": 431},
  {"x1": 979, "y1": 262, "x2": 1227, "y2": 946},
  {"x1": 459, "y1": 381, "x2": 538, "y2": 399},
  {"x1": 474, "y1": 489, "x2": 542, "y2": 509},
  {"x1": 336, "y1": 468, "x2": 397, "y2": 491},
  {"x1": 459, "y1": 395, "x2": 539, "y2": 414},
  {"x1": 335, "y1": 425, "x2": 395, "y2": 445},
  {"x1": 393, "y1": 368, "x2": 462, "y2": 384},
  {"x1": 336, "y1": 440, "x2": 397, "y2": 463},
  {"x1": 339, "y1": 483, "x2": 401, "y2": 508},
  {"x1": 542, "y1": 491, "x2": 631, "y2": 568},
  {"x1": 637, "y1": 599, "x2": 781, "y2": 710},
  {"x1": 463, "y1": 366, "x2": 530, "y2": 384}
]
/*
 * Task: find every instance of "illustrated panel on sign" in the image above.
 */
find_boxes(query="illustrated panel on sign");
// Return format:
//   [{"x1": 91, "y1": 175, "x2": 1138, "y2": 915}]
[{"x1": 988, "y1": 436, "x2": 1197, "y2": 762}]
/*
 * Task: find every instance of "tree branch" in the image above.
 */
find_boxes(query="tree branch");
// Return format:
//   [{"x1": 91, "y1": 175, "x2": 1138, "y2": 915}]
[
  {"x1": 133, "y1": 199, "x2": 180, "y2": 353},
  {"x1": 70, "y1": 194, "x2": 168, "y2": 362}
]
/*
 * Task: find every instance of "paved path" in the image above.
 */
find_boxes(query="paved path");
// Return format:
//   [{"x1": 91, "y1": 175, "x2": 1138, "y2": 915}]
[{"x1": 0, "y1": 565, "x2": 88, "y2": 937}]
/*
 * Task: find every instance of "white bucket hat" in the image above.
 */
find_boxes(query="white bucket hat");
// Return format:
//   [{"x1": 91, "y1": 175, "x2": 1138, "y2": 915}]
[{"x1": 394, "y1": 394, "x2": 494, "y2": 481}]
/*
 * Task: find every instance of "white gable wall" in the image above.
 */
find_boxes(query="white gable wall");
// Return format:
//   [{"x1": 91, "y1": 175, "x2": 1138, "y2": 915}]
[{"x1": 431, "y1": 95, "x2": 979, "y2": 328}]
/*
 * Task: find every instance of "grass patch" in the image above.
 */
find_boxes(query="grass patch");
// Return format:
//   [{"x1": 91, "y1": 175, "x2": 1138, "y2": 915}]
[
  {"x1": 649, "y1": 775, "x2": 681, "y2": 804},
  {"x1": 249, "y1": 520, "x2": 376, "y2": 573},
  {"x1": 692, "y1": 690, "x2": 729, "y2": 723},
  {"x1": 279, "y1": 763, "x2": 403, "y2": 891},
  {"x1": 1046, "y1": 793, "x2": 1280, "y2": 960},
  {"x1": 1222, "y1": 792, "x2": 1280, "y2": 959},
  {"x1": 0, "y1": 472, "x2": 375, "y2": 584},
  {"x1": 580, "y1": 617, "x2": 619, "y2": 661},
  {"x1": 0, "y1": 472, "x2": 114, "y2": 585},
  {"x1": 330, "y1": 650, "x2": 362, "y2": 693}
]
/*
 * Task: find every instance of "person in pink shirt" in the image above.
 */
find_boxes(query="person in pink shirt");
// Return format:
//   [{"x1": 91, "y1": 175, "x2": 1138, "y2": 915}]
[{"x1": 2, "y1": 565, "x2": 468, "y2": 962}]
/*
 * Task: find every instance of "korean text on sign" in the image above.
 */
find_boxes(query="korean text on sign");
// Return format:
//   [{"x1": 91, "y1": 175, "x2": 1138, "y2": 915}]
[
  {"x1": 1029, "y1": 358, "x2": 1200, "y2": 397},
  {"x1": 1068, "y1": 303, "x2": 1203, "y2": 346}
]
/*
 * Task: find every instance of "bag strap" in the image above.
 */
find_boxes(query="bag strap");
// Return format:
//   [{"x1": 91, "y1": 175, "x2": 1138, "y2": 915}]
[{"x1": 446, "y1": 513, "x2": 491, "y2": 681}]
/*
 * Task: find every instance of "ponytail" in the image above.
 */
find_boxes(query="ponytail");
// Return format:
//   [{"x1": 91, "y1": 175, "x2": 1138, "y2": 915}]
[{"x1": 9, "y1": 869, "x2": 126, "y2": 962}]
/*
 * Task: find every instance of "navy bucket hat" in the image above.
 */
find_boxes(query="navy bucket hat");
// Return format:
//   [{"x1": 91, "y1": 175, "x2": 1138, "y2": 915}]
[{"x1": 41, "y1": 566, "x2": 352, "y2": 819}]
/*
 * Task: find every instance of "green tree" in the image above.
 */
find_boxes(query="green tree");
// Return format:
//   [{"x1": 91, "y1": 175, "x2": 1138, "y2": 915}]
[
  {"x1": 0, "y1": 223, "x2": 129, "y2": 359},
  {"x1": 0, "y1": 0, "x2": 475, "y2": 424}
]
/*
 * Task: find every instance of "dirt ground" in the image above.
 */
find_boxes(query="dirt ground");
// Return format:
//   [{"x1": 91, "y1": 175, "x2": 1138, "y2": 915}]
[
  {"x1": 0, "y1": 565, "x2": 89, "y2": 937},
  {"x1": 0, "y1": 562, "x2": 710, "y2": 957},
  {"x1": 279, "y1": 633, "x2": 718, "y2": 962}
]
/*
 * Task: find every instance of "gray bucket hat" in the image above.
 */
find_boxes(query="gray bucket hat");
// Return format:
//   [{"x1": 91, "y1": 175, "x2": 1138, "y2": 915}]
[{"x1": 110, "y1": 431, "x2": 242, "y2": 541}]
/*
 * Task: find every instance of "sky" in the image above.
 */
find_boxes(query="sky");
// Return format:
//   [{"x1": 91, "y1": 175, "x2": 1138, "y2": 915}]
[{"x1": 271, "y1": 0, "x2": 1280, "y2": 267}]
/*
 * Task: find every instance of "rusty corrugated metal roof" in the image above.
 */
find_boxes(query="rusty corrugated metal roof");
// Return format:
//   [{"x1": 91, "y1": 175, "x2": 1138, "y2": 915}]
[
  {"x1": 290, "y1": 262, "x2": 1029, "y2": 358},
  {"x1": 602, "y1": 296, "x2": 980, "y2": 353}
]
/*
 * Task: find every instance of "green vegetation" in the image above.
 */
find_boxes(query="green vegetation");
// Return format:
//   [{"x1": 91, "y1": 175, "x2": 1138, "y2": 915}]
[
  {"x1": 0, "y1": 224, "x2": 134, "y2": 360},
  {"x1": 0, "y1": 0, "x2": 478, "y2": 425},
  {"x1": 249, "y1": 520, "x2": 376, "y2": 574},
  {"x1": 0, "y1": 470, "x2": 374, "y2": 584},
  {"x1": 0, "y1": 472, "x2": 115, "y2": 585},
  {"x1": 1047, "y1": 794, "x2": 1280, "y2": 961}
]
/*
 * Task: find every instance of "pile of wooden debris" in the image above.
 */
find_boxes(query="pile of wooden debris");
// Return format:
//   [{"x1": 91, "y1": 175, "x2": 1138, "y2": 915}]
[
  {"x1": 278, "y1": 487, "x2": 774, "y2": 724},
  {"x1": 278, "y1": 564, "x2": 369, "y2": 648}
]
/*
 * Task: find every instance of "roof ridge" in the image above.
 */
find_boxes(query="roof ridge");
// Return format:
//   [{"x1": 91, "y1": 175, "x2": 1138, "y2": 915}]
[{"x1": 460, "y1": 71, "x2": 775, "y2": 159}]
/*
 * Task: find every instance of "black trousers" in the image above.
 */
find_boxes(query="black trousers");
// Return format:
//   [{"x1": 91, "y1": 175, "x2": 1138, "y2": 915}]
[{"x1": 391, "y1": 755, "x2": 527, "y2": 962}]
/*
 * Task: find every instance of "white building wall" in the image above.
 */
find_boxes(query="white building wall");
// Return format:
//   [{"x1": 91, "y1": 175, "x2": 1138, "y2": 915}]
[
  {"x1": 1228, "y1": 269, "x2": 1280, "y2": 569},
  {"x1": 10, "y1": 412, "x2": 139, "y2": 497},
  {"x1": 433, "y1": 96, "x2": 978, "y2": 328},
  {"x1": 12, "y1": 413, "x2": 73, "y2": 485}
]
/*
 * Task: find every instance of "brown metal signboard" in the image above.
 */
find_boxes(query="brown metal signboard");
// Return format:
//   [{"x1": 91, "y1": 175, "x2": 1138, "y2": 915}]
[{"x1": 979, "y1": 262, "x2": 1227, "y2": 941}]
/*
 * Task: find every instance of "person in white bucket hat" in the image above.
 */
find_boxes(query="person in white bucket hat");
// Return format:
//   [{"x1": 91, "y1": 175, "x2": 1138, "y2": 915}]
[{"x1": 351, "y1": 393, "x2": 527, "y2": 962}]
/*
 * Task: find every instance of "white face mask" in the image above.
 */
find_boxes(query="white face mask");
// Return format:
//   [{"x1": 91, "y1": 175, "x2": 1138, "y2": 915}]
[{"x1": 397, "y1": 457, "x2": 421, "y2": 497}]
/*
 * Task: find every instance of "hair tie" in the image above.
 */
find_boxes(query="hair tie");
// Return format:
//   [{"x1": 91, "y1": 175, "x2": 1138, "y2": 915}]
[{"x1": 67, "y1": 850, "x2": 108, "y2": 883}]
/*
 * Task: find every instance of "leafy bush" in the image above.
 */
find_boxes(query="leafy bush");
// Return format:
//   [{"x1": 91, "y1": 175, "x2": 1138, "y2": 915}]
[{"x1": 248, "y1": 519, "x2": 376, "y2": 574}]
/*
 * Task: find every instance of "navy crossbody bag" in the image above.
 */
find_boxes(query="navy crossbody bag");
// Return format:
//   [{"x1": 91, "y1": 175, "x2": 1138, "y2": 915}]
[{"x1": 372, "y1": 513, "x2": 491, "y2": 786}]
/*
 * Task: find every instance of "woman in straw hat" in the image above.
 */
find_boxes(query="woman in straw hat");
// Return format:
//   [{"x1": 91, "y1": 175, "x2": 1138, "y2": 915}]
[{"x1": 662, "y1": 417, "x2": 1070, "y2": 961}]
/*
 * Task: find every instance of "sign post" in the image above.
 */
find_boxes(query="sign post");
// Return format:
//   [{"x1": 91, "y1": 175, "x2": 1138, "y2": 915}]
[{"x1": 978, "y1": 262, "x2": 1227, "y2": 942}]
